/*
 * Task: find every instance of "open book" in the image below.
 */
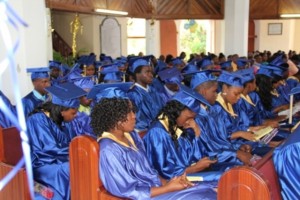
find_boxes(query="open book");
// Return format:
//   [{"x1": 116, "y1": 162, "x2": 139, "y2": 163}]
[{"x1": 253, "y1": 126, "x2": 274, "y2": 140}]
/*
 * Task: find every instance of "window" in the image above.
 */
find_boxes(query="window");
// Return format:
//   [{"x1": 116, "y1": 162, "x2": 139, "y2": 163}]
[{"x1": 127, "y1": 18, "x2": 146, "y2": 55}]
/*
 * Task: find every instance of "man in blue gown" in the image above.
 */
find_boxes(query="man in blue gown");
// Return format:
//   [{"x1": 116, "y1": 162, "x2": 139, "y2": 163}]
[
  {"x1": 127, "y1": 57, "x2": 164, "y2": 133},
  {"x1": 22, "y1": 67, "x2": 50, "y2": 117}
]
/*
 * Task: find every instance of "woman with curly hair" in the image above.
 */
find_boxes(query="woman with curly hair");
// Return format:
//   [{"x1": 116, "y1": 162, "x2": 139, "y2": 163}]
[
  {"x1": 90, "y1": 97, "x2": 217, "y2": 200},
  {"x1": 143, "y1": 86, "x2": 220, "y2": 181}
]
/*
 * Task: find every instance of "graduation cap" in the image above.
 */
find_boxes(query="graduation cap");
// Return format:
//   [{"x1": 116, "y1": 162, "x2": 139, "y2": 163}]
[
  {"x1": 171, "y1": 84, "x2": 210, "y2": 113},
  {"x1": 45, "y1": 82, "x2": 87, "y2": 108},
  {"x1": 77, "y1": 54, "x2": 96, "y2": 66},
  {"x1": 87, "y1": 82, "x2": 133, "y2": 101},
  {"x1": 48, "y1": 60, "x2": 61, "y2": 69},
  {"x1": 197, "y1": 57, "x2": 213, "y2": 70},
  {"x1": 158, "y1": 67, "x2": 183, "y2": 84},
  {"x1": 236, "y1": 68, "x2": 255, "y2": 83},
  {"x1": 99, "y1": 64, "x2": 123, "y2": 82},
  {"x1": 269, "y1": 53, "x2": 285, "y2": 67},
  {"x1": 171, "y1": 58, "x2": 183, "y2": 65},
  {"x1": 256, "y1": 65, "x2": 274, "y2": 78},
  {"x1": 236, "y1": 59, "x2": 248, "y2": 68},
  {"x1": 155, "y1": 60, "x2": 168, "y2": 73},
  {"x1": 218, "y1": 71, "x2": 244, "y2": 87},
  {"x1": 181, "y1": 63, "x2": 199, "y2": 74},
  {"x1": 27, "y1": 67, "x2": 50, "y2": 80},
  {"x1": 190, "y1": 70, "x2": 218, "y2": 90},
  {"x1": 220, "y1": 61, "x2": 232, "y2": 70},
  {"x1": 100, "y1": 55, "x2": 113, "y2": 63},
  {"x1": 129, "y1": 58, "x2": 150, "y2": 73}
]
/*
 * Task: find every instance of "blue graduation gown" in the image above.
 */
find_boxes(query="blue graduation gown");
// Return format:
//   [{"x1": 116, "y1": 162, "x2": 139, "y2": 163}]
[
  {"x1": 195, "y1": 107, "x2": 243, "y2": 166},
  {"x1": 143, "y1": 120, "x2": 222, "y2": 181},
  {"x1": 22, "y1": 91, "x2": 44, "y2": 117},
  {"x1": 157, "y1": 86, "x2": 176, "y2": 106},
  {"x1": 26, "y1": 112, "x2": 75, "y2": 199},
  {"x1": 273, "y1": 130, "x2": 300, "y2": 200},
  {"x1": 99, "y1": 131, "x2": 217, "y2": 200},
  {"x1": 236, "y1": 94, "x2": 263, "y2": 126},
  {"x1": 71, "y1": 111, "x2": 96, "y2": 138},
  {"x1": 0, "y1": 91, "x2": 16, "y2": 128},
  {"x1": 128, "y1": 85, "x2": 164, "y2": 131},
  {"x1": 249, "y1": 91, "x2": 276, "y2": 119},
  {"x1": 286, "y1": 76, "x2": 300, "y2": 101},
  {"x1": 271, "y1": 89, "x2": 289, "y2": 110}
]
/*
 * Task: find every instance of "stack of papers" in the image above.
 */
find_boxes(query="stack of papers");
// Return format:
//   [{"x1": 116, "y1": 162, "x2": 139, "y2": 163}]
[{"x1": 253, "y1": 126, "x2": 274, "y2": 140}]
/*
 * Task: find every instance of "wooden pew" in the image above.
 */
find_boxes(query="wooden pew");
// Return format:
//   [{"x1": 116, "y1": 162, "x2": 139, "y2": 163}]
[
  {"x1": 69, "y1": 135, "x2": 126, "y2": 200},
  {"x1": 218, "y1": 148, "x2": 281, "y2": 200},
  {"x1": 0, "y1": 126, "x2": 31, "y2": 200}
]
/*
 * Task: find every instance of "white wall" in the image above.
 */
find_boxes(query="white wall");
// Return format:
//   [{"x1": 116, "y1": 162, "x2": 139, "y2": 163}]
[
  {"x1": 254, "y1": 19, "x2": 298, "y2": 53},
  {"x1": 0, "y1": 0, "x2": 51, "y2": 103}
]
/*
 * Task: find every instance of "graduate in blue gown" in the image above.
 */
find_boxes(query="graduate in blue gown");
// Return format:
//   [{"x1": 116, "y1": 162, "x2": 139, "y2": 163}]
[
  {"x1": 236, "y1": 68, "x2": 283, "y2": 127},
  {"x1": 190, "y1": 70, "x2": 252, "y2": 166},
  {"x1": 49, "y1": 60, "x2": 62, "y2": 86},
  {"x1": 66, "y1": 72, "x2": 96, "y2": 137},
  {"x1": 156, "y1": 67, "x2": 183, "y2": 105},
  {"x1": 273, "y1": 126, "x2": 300, "y2": 200},
  {"x1": 127, "y1": 58, "x2": 164, "y2": 132},
  {"x1": 0, "y1": 90, "x2": 16, "y2": 128},
  {"x1": 213, "y1": 71, "x2": 271, "y2": 157},
  {"x1": 22, "y1": 67, "x2": 51, "y2": 117},
  {"x1": 90, "y1": 97, "x2": 217, "y2": 200},
  {"x1": 256, "y1": 65, "x2": 289, "y2": 115},
  {"x1": 144, "y1": 86, "x2": 221, "y2": 180},
  {"x1": 26, "y1": 83, "x2": 86, "y2": 200}
]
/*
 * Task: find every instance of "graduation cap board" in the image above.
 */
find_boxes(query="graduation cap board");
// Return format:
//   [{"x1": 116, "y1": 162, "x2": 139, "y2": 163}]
[
  {"x1": 158, "y1": 67, "x2": 183, "y2": 84},
  {"x1": 172, "y1": 84, "x2": 210, "y2": 113},
  {"x1": 45, "y1": 82, "x2": 87, "y2": 108},
  {"x1": 190, "y1": 70, "x2": 219, "y2": 90},
  {"x1": 87, "y1": 82, "x2": 134, "y2": 100},
  {"x1": 218, "y1": 71, "x2": 244, "y2": 87},
  {"x1": 27, "y1": 67, "x2": 50, "y2": 80}
]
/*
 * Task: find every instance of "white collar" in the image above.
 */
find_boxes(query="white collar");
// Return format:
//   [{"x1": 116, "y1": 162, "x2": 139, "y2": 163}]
[{"x1": 135, "y1": 82, "x2": 149, "y2": 92}]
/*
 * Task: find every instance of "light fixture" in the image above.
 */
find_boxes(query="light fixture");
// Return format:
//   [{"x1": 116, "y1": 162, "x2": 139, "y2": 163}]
[
  {"x1": 280, "y1": 14, "x2": 300, "y2": 18},
  {"x1": 94, "y1": 9, "x2": 128, "y2": 16}
]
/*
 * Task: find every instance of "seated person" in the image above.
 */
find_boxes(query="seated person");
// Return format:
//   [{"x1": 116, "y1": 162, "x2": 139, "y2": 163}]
[
  {"x1": 22, "y1": 67, "x2": 50, "y2": 117},
  {"x1": 143, "y1": 86, "x2": 220, "y2": 180},
  {"x1": 156, "y1": 67, "x2": 183, "y2": 105},
  {"x1": 190, "y1": 70, "x2": 252, "y2": 166},
  {"x1": 90, "y1": 97, "x2": 217, "y2": 200},
  {"x1": 127, "y1": 57, "x2": 164, "y2": 133},
  {"x1": 214, "y1": 71, "x2": 271, "y2": 157},
  {"x1": 26, "y1": 83, "x2": 86, "y2": 200}
]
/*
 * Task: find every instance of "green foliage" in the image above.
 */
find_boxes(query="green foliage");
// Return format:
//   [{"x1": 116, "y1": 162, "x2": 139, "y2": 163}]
[
  {"x1": 180, "y1": 21, "x2": 207, "y2": 57},
  {"x1": 52, "y1": 48, "x2": 89, "y2": 67}
]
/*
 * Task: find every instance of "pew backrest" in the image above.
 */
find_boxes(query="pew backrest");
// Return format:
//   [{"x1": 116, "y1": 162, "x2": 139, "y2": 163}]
[
  {"x1": 69, "y1": 135, "x2": 125, "y2": 200},
  {"x1": 0, "y1": 126, "x2": 30, "y2": 200}
]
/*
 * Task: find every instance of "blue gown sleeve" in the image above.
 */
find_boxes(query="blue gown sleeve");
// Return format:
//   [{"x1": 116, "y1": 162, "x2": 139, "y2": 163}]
[
  {"x1": 143, "y1": 125, "x2": 187, "y2": 180},
  {"x1": 273, "y1": 142, "x2": 300, "y2": 200},
  {"x1": 128, "y1": 89, "x2": 152, "y2": 131},
  {"x1": 100, "y1": 139, "x2": 161, "y2": 200},
  {"x1": 26, "y1": 113, "x2": 69, "y2": 168}
]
